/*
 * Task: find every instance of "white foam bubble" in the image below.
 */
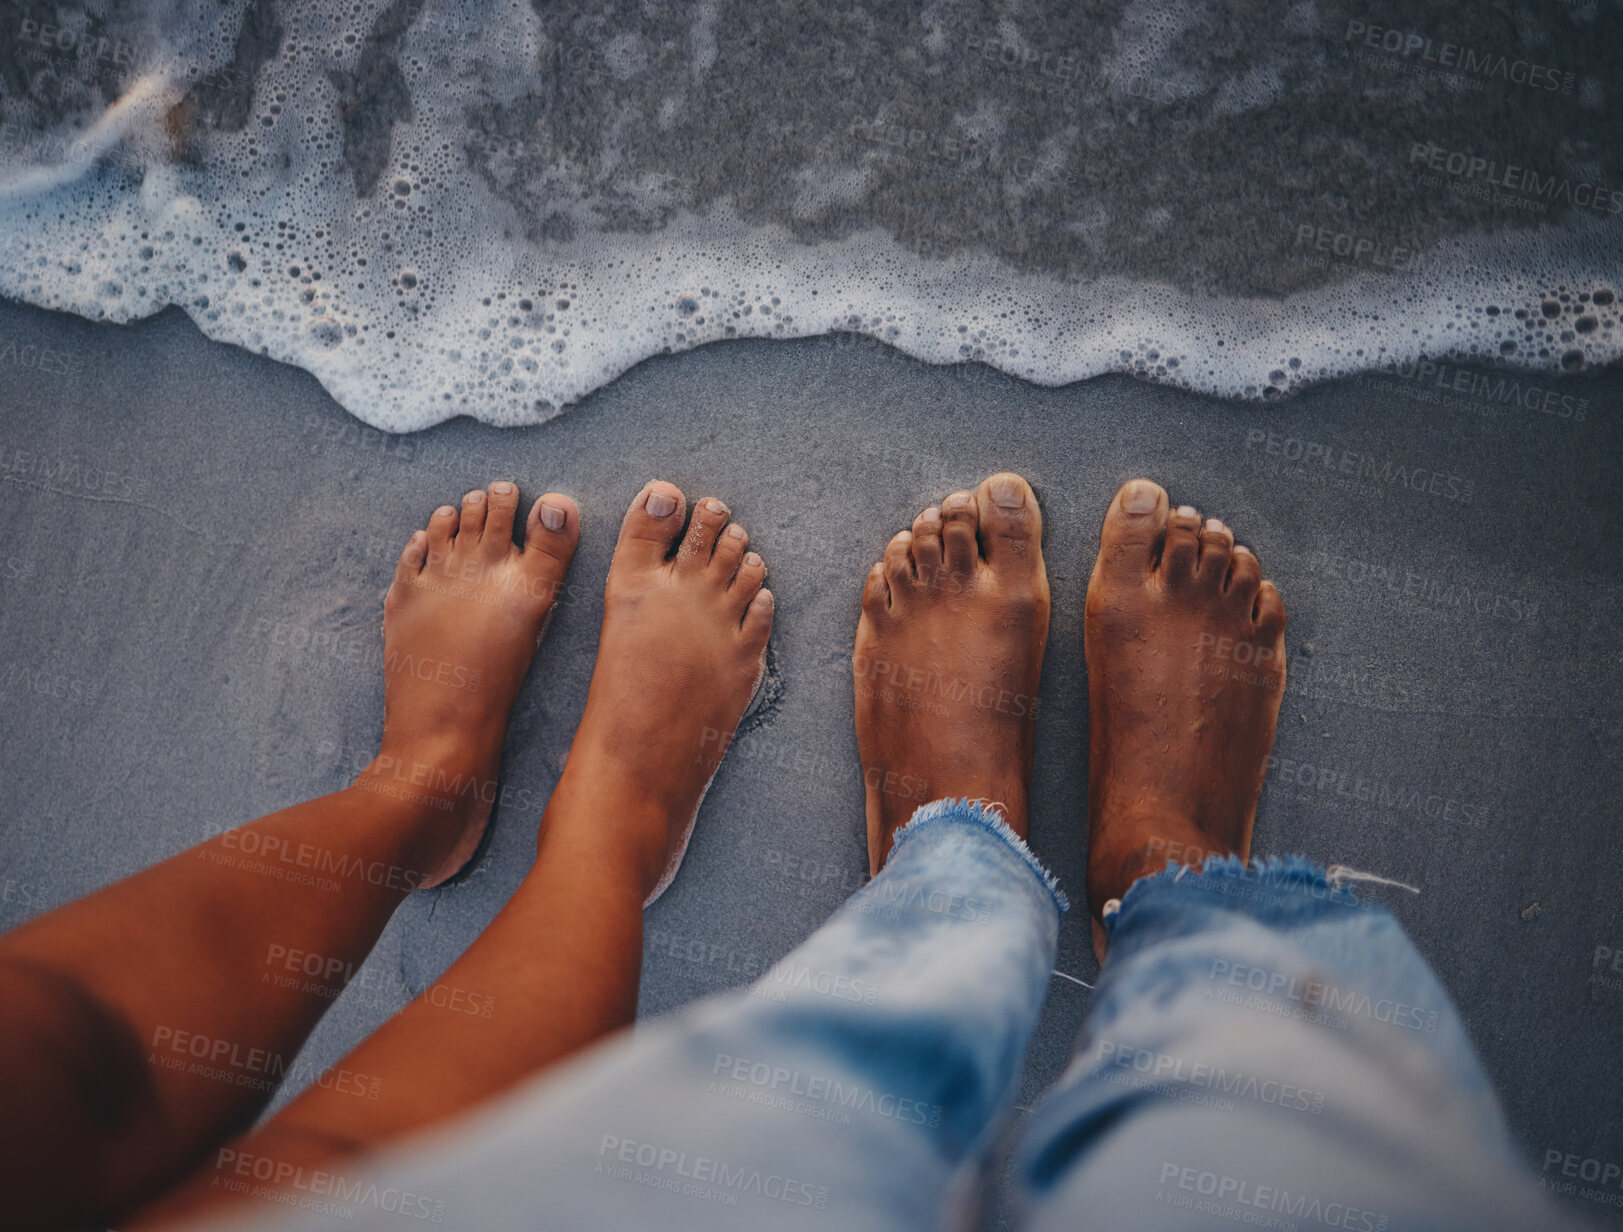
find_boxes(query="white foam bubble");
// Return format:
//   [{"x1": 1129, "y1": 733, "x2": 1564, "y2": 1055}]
[{"x1": 0, "y1": 0, "x2": 1617, "y2": 433}]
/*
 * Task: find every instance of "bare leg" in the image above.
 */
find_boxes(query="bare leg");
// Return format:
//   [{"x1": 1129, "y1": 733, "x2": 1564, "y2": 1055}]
[
  {"x1": 135, "y1": 481, "x2": 773, "y2": 1227},
  {"x1": 0, "y1": 481, "x2": 579, "y2": 1231}
]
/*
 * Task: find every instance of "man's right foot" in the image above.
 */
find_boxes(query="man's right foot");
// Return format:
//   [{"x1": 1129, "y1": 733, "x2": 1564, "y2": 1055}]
[
  {"x1": 1084, "y1": 479, "x2": 1287, "y2": 956},
  {"x1": 853, "y1": 473, "x2": 1051, "y2": 874}
]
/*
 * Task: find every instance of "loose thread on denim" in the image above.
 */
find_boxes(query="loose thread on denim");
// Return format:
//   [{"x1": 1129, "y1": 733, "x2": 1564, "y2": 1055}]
[
  {"x1": 1326, "y1": 864, "x2": 1422, "y2": 896},
  {"x1": 1051, "y1": 970, "x2": 1094, "y2": 990},
  {"x1": 890, "y1": 797, "x2": 1070, "y2": 912}
]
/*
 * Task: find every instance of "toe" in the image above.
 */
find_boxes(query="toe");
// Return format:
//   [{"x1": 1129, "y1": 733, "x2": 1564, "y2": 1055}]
[
  {"x1": 1196, "y1": 518, "x2": 1234, "y2": 585},
  {"x1": 711, "y1": 520, "x2": 749, "y2": 582},
  {"x1": 679, "y1": 497, "x2": 731, "y2": 570},
  {"x1": 393, "y1": 530, "x2": 427, "y2": 586},
  {"x1": 862, "y1": 561, "x2": 890, "y2": 618},
  {"x1": 910, "y1": 506, "x2": 944, "y2": 587},
  {"x1": 974, "y1": 472, "x2": 1042, "y2": 573},
  {"x1": 1255, "y1": 579, "x2": 1287, "y2": 635},
  {"x1": 742, "y1": 588, "x2": 774, "y2": 649},
  {"x1": 524, "y1": 492, "x2": 580, "y2": 575},
  {"x1": 1161, "y1": 504, "x2": 1201, "y2": 582},
  {"x1": 425, "y1": 504, "x2": 458, "y2": 560},
  {"x1": 1096, "y1": 479, "x2": 1168, "y2": 584},
  {"x1": 458, "y1": 488, "x2": 488, "y2": 540},
  {"x1": 883, "y1": 530, "x2": 917, "y2": 607},
  {"x1": 1227, "y1": 544, "x2": 1262, "y2": 603},
  {"x1": 616, "y1": 480, "x2": 687, "y2": 566},
  {"x1": 730, "y1": 550, "x2": 767, "y2": 616},
  {"x1": 480, "y1": 481, "x2": 520, "y2": 554},
  {"x1": 940, "y1": 491, "x2": 979, "y2": 575}
]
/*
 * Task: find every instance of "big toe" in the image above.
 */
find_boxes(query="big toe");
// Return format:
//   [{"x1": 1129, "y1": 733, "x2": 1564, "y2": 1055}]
[
  {"x1": 616, "y1": 480, "x2": 687, "y2": 566},
  {"x1": 1095, "y1": 479, "x2": 1168, "y2": 585},
  {"x1": 974, "y1": 472, "x2": 1043, "y2": 574},
  {"x1": 524, "y1": 493, "x2": 581, "y2": 576}
]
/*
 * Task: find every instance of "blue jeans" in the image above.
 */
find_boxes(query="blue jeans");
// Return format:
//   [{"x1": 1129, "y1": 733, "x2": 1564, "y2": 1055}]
[{"x1": 224, "y1": 800, "x2": 1576, "y2": 1230}]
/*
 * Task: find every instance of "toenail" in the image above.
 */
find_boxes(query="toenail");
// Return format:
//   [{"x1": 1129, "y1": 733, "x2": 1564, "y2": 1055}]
[
  {"x1": 1205, "y1": 518, "x2": 1226, "y2": 534},
  {"x1": 1176, "y1": 505, "x2": 1198, "y2": 519},
  {"x1": 745, "y1": 552, "x2": 763, "y2": 568},
  {"x1": 726, "y1": 524, "x2": 747, "y2": 540},
  {"x1": 491, "y1": 481, "x2": 514, "y2": 495},
  {"x1": 945, "y1": 492, "x2": 973, "y2": 510},
  {"x1": 1122, "y1": 481, "x2": 1159, "y2": 514},
  {"x1": 704, "y1": 498, "x2": 728, "y2": 515},
  {"x1": 1233, "y1": 544, "x2": 1252, "y2": 556},
  {"x1": 647, "y1": 491, "x2": 678, "y2": 517},
  {"x1": 990, "y1": 477, "x2": 1025, "y2": 508},
  {"x1": 436, "y1": 506, "x2": 456, "y2": 517},
  {"x1": 540, "y1": 502, "x2": 567, "y2": 531},
  {"x1": 922, "y1": 507, "x2": 941, "y2": 523},
  {"x1": 467, "y1": 491, "x2": 484, "y2": 504}
]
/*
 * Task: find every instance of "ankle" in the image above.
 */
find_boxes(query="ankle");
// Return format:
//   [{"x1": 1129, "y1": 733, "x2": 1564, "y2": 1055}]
[
  {"x1": 541, "y1": 767, "x2": 680, "y2": 900},
  {"x1": 1086, "y1": 807, "x2": 1239, "y2": 916}
]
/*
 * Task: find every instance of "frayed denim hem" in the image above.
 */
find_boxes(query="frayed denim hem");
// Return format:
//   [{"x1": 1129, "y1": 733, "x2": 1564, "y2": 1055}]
[
  {"x1": 890, "y1": 797, "x2": 1070, "y2": 914},
  {"x1": 1105, "y1": 853, "x2": 1386, "y2": 934}
]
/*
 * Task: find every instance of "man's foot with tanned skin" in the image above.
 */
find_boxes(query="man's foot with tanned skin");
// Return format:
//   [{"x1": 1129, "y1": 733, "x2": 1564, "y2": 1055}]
[
  {"x1": 1083, "y1": 479, "x2": 1287, "y2": 961},
  {"x1": 853, "y1": 473, "x2": 1051, "y2": 871}
]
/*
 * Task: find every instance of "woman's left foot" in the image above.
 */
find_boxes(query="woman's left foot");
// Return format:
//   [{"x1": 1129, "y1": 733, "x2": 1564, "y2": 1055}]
[{"x1": 366, "y1": 481, "x2": 580, "y2": 886}]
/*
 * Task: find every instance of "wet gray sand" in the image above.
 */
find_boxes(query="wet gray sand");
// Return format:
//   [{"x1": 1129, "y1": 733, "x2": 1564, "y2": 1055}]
[{"x1": 0, "y1": 298, "x2": 1619, "y2": 1226}]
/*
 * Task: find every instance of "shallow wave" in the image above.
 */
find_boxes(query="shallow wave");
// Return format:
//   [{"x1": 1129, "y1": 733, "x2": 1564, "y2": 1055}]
[{"x1": 0, "y1": 0, "x2": 1617, "y2": 429}]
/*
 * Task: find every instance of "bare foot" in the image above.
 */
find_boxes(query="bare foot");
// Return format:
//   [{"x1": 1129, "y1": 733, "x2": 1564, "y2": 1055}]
[
  {"x1": 364, "y1": 481, "x2": 580, "y2": 887},
  {"x1": 1084, "y1": 478, "x2": 1287, "y2": 955},
  {"x1": 853, "y1": 473, "x2": 1051, "y2": 874},
  {"x1": 543, "y1": 481, "x2": 774, "y2": 903}
]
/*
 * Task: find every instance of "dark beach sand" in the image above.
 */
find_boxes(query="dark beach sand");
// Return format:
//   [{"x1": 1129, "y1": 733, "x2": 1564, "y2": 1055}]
[{"x1": 0, "y1": 297, "x2": 1619, "y2": 1225}]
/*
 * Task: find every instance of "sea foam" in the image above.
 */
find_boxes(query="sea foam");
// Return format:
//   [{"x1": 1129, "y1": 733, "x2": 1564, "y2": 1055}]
[{"x1": 0, "y1": 0, "x2": 1617, "y2": 430}]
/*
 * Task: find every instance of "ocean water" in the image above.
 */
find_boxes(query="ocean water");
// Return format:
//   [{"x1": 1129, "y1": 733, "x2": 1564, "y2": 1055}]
[{"x1": 0, "y1": 0, "x2": 1619, "y2": 429}]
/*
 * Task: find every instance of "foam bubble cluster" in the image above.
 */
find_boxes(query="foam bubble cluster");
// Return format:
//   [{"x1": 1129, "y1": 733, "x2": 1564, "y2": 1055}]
[{"x1": 0, "y1": 0, "x2": 1617, "y2": 431}]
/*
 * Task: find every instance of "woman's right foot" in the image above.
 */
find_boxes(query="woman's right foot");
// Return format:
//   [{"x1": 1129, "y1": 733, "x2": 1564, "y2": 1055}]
[
  {"x1": 543, "y1": 481, "x2": 774, "y2": 903},
  {"x1": 1084, "y1": 479, "x2": 1287, "y2": 955}
]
